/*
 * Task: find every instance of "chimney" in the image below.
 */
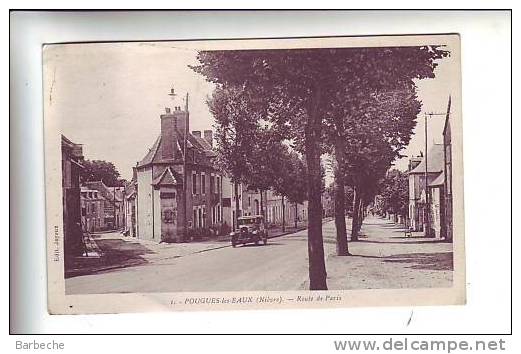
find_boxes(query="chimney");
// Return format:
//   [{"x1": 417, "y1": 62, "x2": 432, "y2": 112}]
[
  {"x1": 192, "y1": 130, "x2": 201, "y2": 138},
  {"x1": 160, "y1": 107, "x2": 189, "y2": 160},
  {"x1": 203, "y1": 130, "x2": 213, "y2": 147}
]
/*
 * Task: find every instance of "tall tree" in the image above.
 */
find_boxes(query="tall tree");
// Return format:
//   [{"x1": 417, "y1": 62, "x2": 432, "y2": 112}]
[
  {"x1": 207, "y1": 85, "x2": 261, "y2": 230},
  {"x1": 324, "y1": 68, "x2": 429, "y2": 248},
  {"x1": 343, "y1": 84, "x2": 421, "y2": 241},
  {"x1": 192, "y1": 45, "x2": 448, "y2": 289}
]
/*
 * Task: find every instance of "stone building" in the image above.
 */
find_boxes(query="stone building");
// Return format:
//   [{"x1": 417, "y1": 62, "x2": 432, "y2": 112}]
[
  {"x1": 225, "y1": 185, "x2": 308, "y2": 230},
  {"x1": 135, "y1": 106, "x2": 224, "y2": 242},
  {"x1": 407, "y1": 144, "x2": 444, "y2": 233},
  {"x1": 428, "y1": 172, "x2": 446, "y2": 238},
  {"x1": 264, "y1": 190, "x2": 308, "y2": 228},
  {"x1": 61, "y1": 135, "x2": 84, "y2": 262},
  {"x1": 84, "y1": 181, "x2": 124, "y2": 231},
  {"x1": 80, "y1": 186, "x2": 105, "y2": 232}
]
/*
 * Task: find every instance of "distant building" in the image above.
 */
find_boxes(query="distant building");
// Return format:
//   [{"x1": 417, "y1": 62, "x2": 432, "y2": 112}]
[
  {"x1": 428, "y1": 172, "x2": 446, "y2": 238},
  {"x1": 61, "y1": 135, "x2": 84, "y2": 262},
  {"x1": 241, "y1": 189, "x2": 308, "y2": 228},
  {"x1": 266, "y1": 190, "x2": 308, "y2": 227},
  {"x1": 80, "y1": 186, "x2": 105, "y2": 232},
  {"x1": 407, "y1": 144, "x2": 444, "y2": 233},
  {"x1": 84, "y1": 181, "x2": 124, "y2": 231}
]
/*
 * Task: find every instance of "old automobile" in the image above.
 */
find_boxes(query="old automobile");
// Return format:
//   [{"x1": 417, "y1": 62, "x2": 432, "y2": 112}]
[{"x1": 230, "y1": 215, "x2": 268, "y2": 247}]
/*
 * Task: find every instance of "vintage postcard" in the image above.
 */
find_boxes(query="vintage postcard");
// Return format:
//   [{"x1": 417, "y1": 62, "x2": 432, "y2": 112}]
[{"x1": 44, "y1": 34, "x2": 465, "y2": 314}]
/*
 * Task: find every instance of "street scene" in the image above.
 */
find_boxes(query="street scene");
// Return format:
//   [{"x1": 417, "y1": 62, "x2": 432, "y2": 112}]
[
  {"x1": 55, "y1": 36, "x2": 459, "y2": 295},
  {"x1": 66, "y1": 216, "x2": 452, "y2": 294}
]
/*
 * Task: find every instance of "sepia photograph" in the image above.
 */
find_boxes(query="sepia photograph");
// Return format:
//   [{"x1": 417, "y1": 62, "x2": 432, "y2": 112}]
[{"x1": 43, "y1": 34, "x2": 465, "y2": 313}]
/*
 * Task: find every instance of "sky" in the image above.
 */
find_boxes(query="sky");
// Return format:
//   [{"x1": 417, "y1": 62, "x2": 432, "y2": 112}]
[{"x1": 51, "y1": 41, "x2": 458, "y2": 180}]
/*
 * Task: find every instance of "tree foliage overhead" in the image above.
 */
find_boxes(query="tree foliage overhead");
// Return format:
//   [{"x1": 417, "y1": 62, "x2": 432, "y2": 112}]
[{"x1": 193, "y1": 46, "x2": 447, "y2": 143}]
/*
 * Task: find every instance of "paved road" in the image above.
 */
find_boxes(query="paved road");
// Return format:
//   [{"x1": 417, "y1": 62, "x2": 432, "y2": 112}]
[
  {"x1": 66, "y1": 223, "x2": 320, "y2": 294},
  {"x1": 66, "y1": 217, "x2": 453, "y2": 294}
]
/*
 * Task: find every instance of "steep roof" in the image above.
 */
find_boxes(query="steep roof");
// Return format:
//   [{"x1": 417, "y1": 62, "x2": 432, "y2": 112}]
[
  {"x1": 408, "y1": 144, "x2": 444, "y2": 175},
  {"x1": 137, "y1": 136, "x2": 161, "y2": 167},
  {"x1": 137, "y1": 129, "x2": 215, "y2": 168}
]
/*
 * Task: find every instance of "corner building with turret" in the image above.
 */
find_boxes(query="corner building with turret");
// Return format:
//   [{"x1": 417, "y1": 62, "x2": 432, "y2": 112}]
[{"x1": 135, "y1": 105, "x2": 225, "y2": 242}]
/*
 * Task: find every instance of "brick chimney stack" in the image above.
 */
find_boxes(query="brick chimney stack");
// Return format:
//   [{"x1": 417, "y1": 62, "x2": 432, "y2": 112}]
[{"x1": 160, "y1": 106, "x2": 189, "y2": 160}]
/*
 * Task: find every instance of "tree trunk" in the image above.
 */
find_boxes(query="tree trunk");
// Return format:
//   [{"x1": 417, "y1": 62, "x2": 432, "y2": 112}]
[
  {"x1": 357, "y1": 198, "x2": 364, "y2": 233},
  {"x1": 282, "y1": 195, "x2": 286, "y2": 232},
  {"x1": 304, "y1": 86, "x2": 327, "y2": 290},
  {"x1": 334, "y1": 139, "x2": 349, "y2": 256},
  {"x1": 294, "y1": 202, "x2": 298, "y2": 229},
  {"x1": 351, "y1": 186, "x2": 360, "y2": 241},
  {"x1": 234, "y1": 182, "x2": 240, "y2": 231},
  {"x1": 260, "y1": 190, "x2": 265, "y2": 228}
]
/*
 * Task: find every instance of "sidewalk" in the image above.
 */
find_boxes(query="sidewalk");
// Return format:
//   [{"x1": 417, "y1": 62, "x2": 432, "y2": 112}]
[{"x1": 313, "y1": 215, "x2": 453, "y2": 290}]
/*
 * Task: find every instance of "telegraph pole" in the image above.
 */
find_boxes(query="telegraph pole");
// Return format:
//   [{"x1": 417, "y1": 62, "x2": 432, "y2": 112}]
[
  {"x1": 183, "y1": 92, "x2": 189, "y2": 242},
  {"x1": 423, "y1": 110, "x2": 448, "y2": 237},
  {"x1": 113, "y1": 186, "x2": 117, "y2": 230},
  {"x1": 168, "y1": 87, "x2": 190, "y2": 242},
  {"x1": 424, "y1": 113, "x2": 430, "y2": 237}
]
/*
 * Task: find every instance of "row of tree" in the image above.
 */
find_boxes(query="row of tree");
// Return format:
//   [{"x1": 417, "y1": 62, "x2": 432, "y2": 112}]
[
  {"x1": 207, "y1": 85, "x2": 309, "y2": 231},
  {"x1": 192, "y1": 45, "x2": 449, "y2": 289},
  {"x1": 373, "y1": 169, "x2": 409, "y2": 222}
]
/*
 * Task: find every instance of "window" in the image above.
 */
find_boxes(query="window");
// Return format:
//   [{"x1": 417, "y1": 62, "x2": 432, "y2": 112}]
[
  {"x1": 193, "y1": 208, "x2": 198, "y2": 228},
  {"x1": 210, "y1": 175, "x2": 214, "y2": 194},
  {"x1": 192, "y1": 172, "x2": 197, "y2": 195},
  {"x1": 201, "y1": 173, "x2": 206, "y2": 195},
  {"x1": 216, "y1": 176, "x2": 220, "y2": 194}
]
